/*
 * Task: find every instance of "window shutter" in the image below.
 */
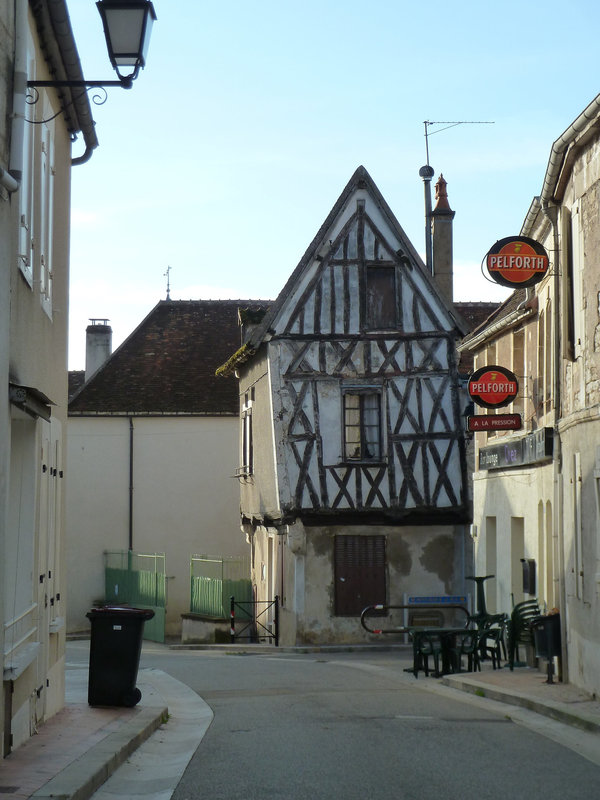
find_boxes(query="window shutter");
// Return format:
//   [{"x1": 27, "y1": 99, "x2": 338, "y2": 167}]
[{"x1": 334, "y1": 535, "x2": 386, "y2": 616}]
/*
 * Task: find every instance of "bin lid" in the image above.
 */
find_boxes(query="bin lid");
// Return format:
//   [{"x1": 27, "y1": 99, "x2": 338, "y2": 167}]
[{"x1": 86, "y1": 606, "x2": 155, "y2": 620}]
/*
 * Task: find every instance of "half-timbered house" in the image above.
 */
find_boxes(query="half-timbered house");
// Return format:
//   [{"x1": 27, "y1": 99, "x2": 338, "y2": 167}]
[{"x1": 219, "y1": 166, "x2": 472, "y2": 645}]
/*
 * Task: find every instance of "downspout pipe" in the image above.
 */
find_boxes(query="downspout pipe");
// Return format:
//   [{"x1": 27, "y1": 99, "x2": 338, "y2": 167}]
[
  {"x1": 129, "y1": 417, "x2": 134, "y2": 552},
  {"x1": 2, "y1": 0, "x2": 28, "y2": 193},
  {"x1": 542, "y1": 192, "x2": 568, "y2": 682},
  {"x1": 0, "y1": 167, "x2": 18, "y2": 193}
]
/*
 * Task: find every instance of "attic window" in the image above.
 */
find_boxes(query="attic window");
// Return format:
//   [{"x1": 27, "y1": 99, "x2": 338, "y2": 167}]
[{"x1": 366, "y1": 266, "x2": 397, "y2": 329}]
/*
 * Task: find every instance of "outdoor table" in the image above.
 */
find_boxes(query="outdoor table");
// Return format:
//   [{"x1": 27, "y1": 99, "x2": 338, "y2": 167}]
[{"x1": 409, "y1": 627, "x2": 470, "y2": 677}]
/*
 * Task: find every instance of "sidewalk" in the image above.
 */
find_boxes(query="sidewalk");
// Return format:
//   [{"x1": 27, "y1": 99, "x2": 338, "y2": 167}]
[
  {"x1": 1, "y1": 646, "x2": 599, "y2": 800},
  {"x1": 0, "y1": 665, "x2": 212, "y2": 800}
]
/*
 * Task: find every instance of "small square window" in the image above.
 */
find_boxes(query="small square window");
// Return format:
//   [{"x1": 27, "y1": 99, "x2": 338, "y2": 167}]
[{"x1": 344, "y1": 392, "x2": 381, "y2": 461}]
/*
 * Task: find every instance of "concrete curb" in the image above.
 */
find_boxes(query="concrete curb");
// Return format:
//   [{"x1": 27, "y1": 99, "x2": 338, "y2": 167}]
[
  {"x1": 30, "y1": 704, "x2": 167, "y2": 800},
  {"x1": 170, "y1": 642, "x2": 407, "y2": 654},
  {"x1": 442, "y1": 674, "x2": 600, "y2": 735}
]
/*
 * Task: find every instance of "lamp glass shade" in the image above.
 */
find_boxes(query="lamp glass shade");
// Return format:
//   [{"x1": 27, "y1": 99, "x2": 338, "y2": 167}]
[{"x1": 97, "y1": 1, "x2": 156, "y2": 70}]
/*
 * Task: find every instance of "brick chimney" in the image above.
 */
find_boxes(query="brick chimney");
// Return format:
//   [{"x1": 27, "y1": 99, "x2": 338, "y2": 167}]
[
  {"x1": 431, "y1": 174, "x2": 455, "y2": 306},
  {"x1": 85, "y1": 319, "x2": 112, "y2": 380}
]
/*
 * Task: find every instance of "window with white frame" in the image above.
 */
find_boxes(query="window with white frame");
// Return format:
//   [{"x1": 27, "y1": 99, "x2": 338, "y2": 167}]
[
  {"x1": 571, "y1": 205, "x2": 584, "y2": 360},
  {"x1": 343, "y1": 390, "x2": 382, "y2": 461},
  {"x1": 241, "y1": 389, "x2": 254, "y2": 475},
  {"x1": 17, "y1": 46, "x2": 35, "y2": 286},
  {"x1": 17, "y1": 56, "x2": 56, "y2": 315},
  {"x1": 39, "y1": 118, "x2": 55, "y2": 314},
  {"x1": 512, "y1": 328, "x2": 524, "y2": 418}
]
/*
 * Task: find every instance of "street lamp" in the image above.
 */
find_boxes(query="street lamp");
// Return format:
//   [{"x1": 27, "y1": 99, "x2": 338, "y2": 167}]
[
  {"x1": 96, "y1": 0, "x2": 157, "y2": 84},
  {"x1": 27, "y1": 0, "x2": 157, "y2": 92}
]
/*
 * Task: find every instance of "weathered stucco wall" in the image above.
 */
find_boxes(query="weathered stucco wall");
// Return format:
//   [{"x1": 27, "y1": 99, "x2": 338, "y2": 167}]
[
  {"x1": 251, "y1": 520, "x2": 470, "y2": 645},
  {"x1": 239, "y1": 351, "x2": 281, "y2": 521}
]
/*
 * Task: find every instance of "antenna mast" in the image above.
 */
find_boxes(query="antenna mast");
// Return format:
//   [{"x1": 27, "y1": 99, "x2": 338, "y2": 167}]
[{"x1": 420, "y1": 120, "x2": 494, "y2": 274}]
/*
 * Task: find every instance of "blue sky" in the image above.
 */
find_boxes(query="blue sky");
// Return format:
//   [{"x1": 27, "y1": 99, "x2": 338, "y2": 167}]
[{"x1": 67, "y1": 0, "x2": 600, "y2": 368}]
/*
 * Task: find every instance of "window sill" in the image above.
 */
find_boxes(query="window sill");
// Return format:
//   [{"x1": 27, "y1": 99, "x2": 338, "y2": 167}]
[{"x1": 339, "y1": 459, "x2": 387, "y2": 467}]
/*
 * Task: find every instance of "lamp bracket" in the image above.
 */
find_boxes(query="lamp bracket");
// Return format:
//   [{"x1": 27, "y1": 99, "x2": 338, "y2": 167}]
[{"x1": 27, "y1": 73, "x2": 136, "y2": 92}]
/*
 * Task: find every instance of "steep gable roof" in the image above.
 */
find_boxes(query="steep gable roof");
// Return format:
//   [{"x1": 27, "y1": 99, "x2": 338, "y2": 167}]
[
  {"x1": 69, "y1": 300, "x2": 269, "y2": 415},
  {"x1": 219, "y1": 166, "x2": 468, "y2": 376},
  {"x1": 253, "y1": 166, "x2": 467, "y2": 343}
]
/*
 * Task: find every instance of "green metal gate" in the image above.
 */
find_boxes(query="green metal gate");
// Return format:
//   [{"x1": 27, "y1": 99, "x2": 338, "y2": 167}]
[{"x1": 104, "y1": 550, "x2": 166, "y2": 642}]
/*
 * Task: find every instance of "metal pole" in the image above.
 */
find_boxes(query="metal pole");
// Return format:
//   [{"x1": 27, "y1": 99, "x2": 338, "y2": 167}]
[{"x1": 419, "y1": 165, "x2": 435, "y2": 274}]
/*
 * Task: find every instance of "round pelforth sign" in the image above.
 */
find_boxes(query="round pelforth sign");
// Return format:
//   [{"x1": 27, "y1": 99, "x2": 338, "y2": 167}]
[
  {"x1": 485, "y1": 236, "x2": 549, "y2": 288},
  {"x1": 468, "y1": 365, "x2": 519, "y2": 409}
]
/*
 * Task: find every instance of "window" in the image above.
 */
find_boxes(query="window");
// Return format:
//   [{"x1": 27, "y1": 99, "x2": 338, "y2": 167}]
[
  {"x1": 343, "y1": 391, "x2": 381, "y2": 461},
  {"x1": 39, "y1": 121, "x2": 55, "y2": 313},
  {"x1": 16, "y1": 50, "x2": 56, "y2": 315},
  {"x1": 366, "y1": 266, "x2": 397, "y2": 329},
  {"x1": 241, "y1": 390, "x2": 253, "y2": 475},
  {"x1": 17, "y1": 46, "x2": 35, "y2": 286},
  {"x1": 334, "y1": 535, "x2": 386, "y2": 615},
  {"x1": 570, "y1": 206, "x2": 584, "y2": 361},
  {"x1": 512, "y1": 329, "x2": 524, "y2": 418},
  {"x1": 544, "y1": 298, "x2": 552, "y2": 415},
  {"x1": 561, "y1": 208, "x2": 576, "y2": 361}
]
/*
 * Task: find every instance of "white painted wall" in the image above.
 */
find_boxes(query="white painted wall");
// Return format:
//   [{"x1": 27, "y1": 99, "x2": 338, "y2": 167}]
[
  {"x1": 472, "y1": 462, "x2": 554, "y2": 616},
  {"x1": 66, "y1": 415, "x2": 248, "y2": 637}
]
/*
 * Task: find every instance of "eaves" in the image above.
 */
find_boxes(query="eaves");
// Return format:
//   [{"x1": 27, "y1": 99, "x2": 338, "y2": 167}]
[{"x1": 458, "y1": 298, "x2": 537, "y2": 354}]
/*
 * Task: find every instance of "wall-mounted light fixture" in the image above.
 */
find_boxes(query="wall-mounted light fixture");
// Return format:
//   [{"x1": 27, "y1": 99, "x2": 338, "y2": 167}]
[{"x1": 27, "y1": 1, "x2": 157, "y2": 94}]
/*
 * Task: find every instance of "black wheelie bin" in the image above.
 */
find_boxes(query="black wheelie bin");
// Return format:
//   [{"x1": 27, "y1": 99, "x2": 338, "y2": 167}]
[
  {"x1": 531, "y1": 611, "x2": 561, "y2": 683},
  {"x1": 86, "y1": 605, "x2": 155, "y2": 707}
]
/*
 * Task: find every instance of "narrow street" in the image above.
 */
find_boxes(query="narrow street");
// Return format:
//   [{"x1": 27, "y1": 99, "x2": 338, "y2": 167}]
[{"x1": 67, "y1": 642, "x2": 600, "y2": 800}]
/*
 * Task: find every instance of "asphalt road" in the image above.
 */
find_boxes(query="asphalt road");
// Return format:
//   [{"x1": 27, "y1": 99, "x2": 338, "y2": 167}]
[
  {"x1": 147, "y1": 645, "x2": 599, "y2": 799},
  {"x1": 68, "y1": 642, "x2": 600, "y2": 799}
]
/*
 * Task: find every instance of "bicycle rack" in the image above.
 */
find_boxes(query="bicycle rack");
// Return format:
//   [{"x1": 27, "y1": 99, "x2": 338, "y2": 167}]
[{"x1": 360, "y1": 603, "x2": 471, "y2": 636}]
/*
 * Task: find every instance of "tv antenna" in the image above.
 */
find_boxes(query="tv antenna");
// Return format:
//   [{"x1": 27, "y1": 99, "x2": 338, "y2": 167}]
[
  {"x1": 423, "y1": 120, "x2": 495, "y2": 165},
  {"x1": 164, "y1": 265, "x2": 172, "y2": 300}
]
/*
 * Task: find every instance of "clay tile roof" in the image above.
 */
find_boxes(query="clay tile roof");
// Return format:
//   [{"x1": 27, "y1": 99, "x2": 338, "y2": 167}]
[
  {"x1": 69, "y1": 300, "x2": 269, "y2": 415},
  {"x1": 453, "y1": 300, "x2": 502, "y2": 375}
]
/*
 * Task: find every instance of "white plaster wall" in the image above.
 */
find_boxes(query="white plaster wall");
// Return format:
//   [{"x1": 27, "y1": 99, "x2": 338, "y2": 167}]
[
  {"x1": 2, "y1": 12, "x2": 73, "y2": 740},
  {"x1": 66, "y1": 415, "x2": 248, "y2": 637},
  {"x1": 558, "y1": 419, "x2": 600, "y2": 696},
  {"x1": 66, "y1": 417, "x2": 131, "y2": 629},
  {"x1": 472, "y1": 461, "x2": 554, "y2": 616},
  {"x1": 239, "y1": 354, "x2": 281, "y2": 519}
]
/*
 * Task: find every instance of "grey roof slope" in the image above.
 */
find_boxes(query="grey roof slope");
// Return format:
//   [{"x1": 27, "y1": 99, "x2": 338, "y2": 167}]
[{"x1": 69, "y1": 300, "x2": 269, "y2": 415}]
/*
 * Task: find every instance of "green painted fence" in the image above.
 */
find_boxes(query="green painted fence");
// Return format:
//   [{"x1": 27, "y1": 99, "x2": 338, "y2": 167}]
[
  {"x1": 190, "y1": 555, "x2": 252, "y2": 618},
  {"x1": 104, "y1": 551, "x2": 166, "y2": 642}
]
